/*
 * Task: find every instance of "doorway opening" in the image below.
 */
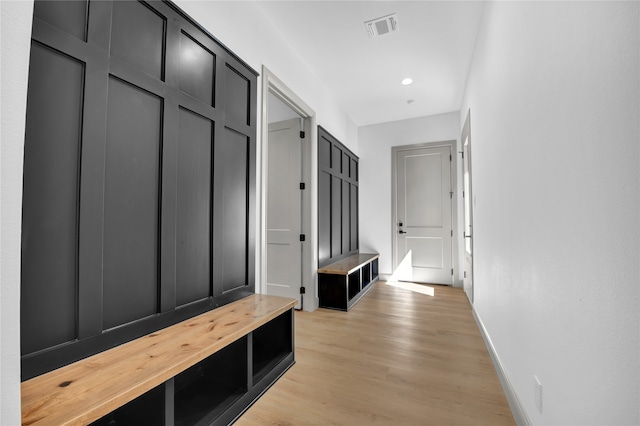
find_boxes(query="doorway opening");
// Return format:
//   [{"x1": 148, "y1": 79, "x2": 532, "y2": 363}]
[{"x1": 261, "y1": 66, "x2": 317, "y2": 311}]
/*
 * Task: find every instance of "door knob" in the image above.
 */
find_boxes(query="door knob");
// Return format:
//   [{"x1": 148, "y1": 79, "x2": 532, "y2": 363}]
[{"x1": 398, "y1": 230, "x2": 407, "y2": 234}]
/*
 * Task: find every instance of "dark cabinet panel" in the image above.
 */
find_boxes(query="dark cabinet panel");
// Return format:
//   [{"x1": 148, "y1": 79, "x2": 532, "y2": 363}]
[
  {"x1": 318, "y1": 171, "x2": 331, "y2": 264},
  {"x1": 103, "y1": 77, "x2": 162, "y2": 330},
  {"x1": 331, "y1": 176, "x2": 342, "y2": 258},
  {"x1": 176, "y1": 108, "x2": 213, "y2": 307},
  {"x1": 317, "y1": 126, "x2": 359, "y2": 268},
  {"x1": 179, "y1": 31, "x2": 215, "y2": 106},
  {"x1": 33, "y1": 0, "x2": 88, "y2": 41},
  {"x1": 351, "y1": 184, "x2": 359, "y2": 251},
  {"x1": 342, "y1": 180, "x2": 350, "y2": 254},
  {"x1": 319, "y1": 136, "x2": 331, "y2": 169},
  {"x1": 332, "y1": 145, "x2": 342, "y2": 173},
  {"x1": 351, "y1": 158, "x2": 358, "y2": 181},
  {"x1": 225, "y1": 65, "x2": 250, "y2": 126},
  {"x1": 217, "y1": 128, "x2": 249, "y2": 293},
  {"x1": 110, "y1": 0, "x2": 166, "y2": 81},
  {"x1": 21, "y1": 42, "x2": 84, "y2": 354}
]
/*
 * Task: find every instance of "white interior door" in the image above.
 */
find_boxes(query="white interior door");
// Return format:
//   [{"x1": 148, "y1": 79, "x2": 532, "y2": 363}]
[
  {"x1": 462, "y1": 112, "x2": 474, "y2": 302},
  {"x1": 395, "y1": 145, "x2": 453, "y2": 284},
  {"x1": 267, "y1": 118, "x2": 302, "y2": 306}
]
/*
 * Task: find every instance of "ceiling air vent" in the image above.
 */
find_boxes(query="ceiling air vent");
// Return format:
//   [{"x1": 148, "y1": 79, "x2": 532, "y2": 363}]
[{"x1": 365, "y1": 13, "x2": 399, "y2": 39}]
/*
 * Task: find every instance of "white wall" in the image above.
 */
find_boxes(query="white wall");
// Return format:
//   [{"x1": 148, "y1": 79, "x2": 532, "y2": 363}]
[
  {"x1": 174, "y1": 1, "x2": 357, "y2": 151},
  {"x1": 358, "y1": 112, "x2": 460, "y2": 277},
  {"x1": 0, "y1": 2, "x2": 33, "y2": 424},
  {"x1": 461, "y1": 2, "x2": 639, "y2": 424}
]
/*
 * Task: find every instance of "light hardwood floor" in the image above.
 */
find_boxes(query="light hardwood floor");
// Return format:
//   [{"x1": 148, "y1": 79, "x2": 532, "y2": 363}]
[{"x1": 237, "y1": 281, "x2": 514, "y2": 426}]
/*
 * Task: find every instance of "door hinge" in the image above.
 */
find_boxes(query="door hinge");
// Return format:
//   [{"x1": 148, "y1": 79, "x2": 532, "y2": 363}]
[
  {"x1": 300, "y1": 286, "x2": 306, "y2": 294},
  {"x1": 300, "y1": 182, "x2": 305, "y2": 190},
  {"x1": 300, "y1": 131, "x2": 305, "y2": 139},
  {"x1": 451, "y1": 268, "x2": 454, "y2": 275},
  {"x1": 464, "y1": 271, "x2": 467, "y2": 278},
  {"x1": 451, "y1": 230, "x2": 453, "y2": 237},
  {"x1": 450, "y1": 154, "x2": 452, "y2": 161},
  {"x1": 450, "y1": 191, "x2": 453, "y2": 199},
  {"x1": 300, "y1": 234, "x2": 305, "y2": 241}
]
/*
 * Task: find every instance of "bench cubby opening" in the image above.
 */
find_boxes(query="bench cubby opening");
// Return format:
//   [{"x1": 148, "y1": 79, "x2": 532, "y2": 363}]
[
  {"x1": 90, "y1": 383, "x2": 166, "y2": 426},
  {"x1": 362, "y1": 263, "x2": 371, "y2": 288},
  {"x1": 348, "y1": 270, "x2": 361, "y2": 301},
  {"x1": 252, "y1": 310, "x2": 293, "y2": 385},
  {"x1": 174, "y1": 337, "x2": 248, "y2": 426}
]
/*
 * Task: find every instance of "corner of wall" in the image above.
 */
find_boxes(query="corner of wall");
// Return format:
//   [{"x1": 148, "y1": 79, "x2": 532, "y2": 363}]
[{"x1": 1, "y1": 1, "x2": 34, "y2": 424}]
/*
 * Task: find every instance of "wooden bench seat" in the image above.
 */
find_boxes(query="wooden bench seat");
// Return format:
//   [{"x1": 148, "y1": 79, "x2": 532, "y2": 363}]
[
  {"x1": 318, "y1": 253, "x2": 379, "y2": 311},
  {"x1": 317, "y1": 253, "x2": 379, "y2": 275},
  {"x1": 21, "y1": 294, "x2": 296, "y2": 426}
]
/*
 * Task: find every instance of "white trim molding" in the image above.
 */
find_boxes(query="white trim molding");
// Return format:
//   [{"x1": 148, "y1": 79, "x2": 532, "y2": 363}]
[
  {"x1": 472, "y1": 306, "x2": 532, "y2": 426},
  {"x1": 260, "y1": 66, "x2": 319, "y2": 311}
]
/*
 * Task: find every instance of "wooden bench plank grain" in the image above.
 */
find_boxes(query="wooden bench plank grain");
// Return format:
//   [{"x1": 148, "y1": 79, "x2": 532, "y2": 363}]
[
  {"x1": 317, "y1": 253, "x2": 379, "y2": 275},
  {"x1": 21, "y1": 294, "x2": 297, "y2": 426}
]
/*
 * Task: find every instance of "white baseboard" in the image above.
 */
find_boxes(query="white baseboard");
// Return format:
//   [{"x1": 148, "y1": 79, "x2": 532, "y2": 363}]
[{"x1": 471, "y1": 306, "x2": 532, "y2": 426}]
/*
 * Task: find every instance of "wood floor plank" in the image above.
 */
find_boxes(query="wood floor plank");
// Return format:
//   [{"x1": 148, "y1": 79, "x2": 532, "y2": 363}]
[{"x1": 236, "y1": 282, "x2": 514, "y2": 425}]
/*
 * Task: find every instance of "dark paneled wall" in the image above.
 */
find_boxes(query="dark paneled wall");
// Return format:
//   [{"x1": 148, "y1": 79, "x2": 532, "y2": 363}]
[
  {"x1": 21, "y1": 0, "x2": 257, "y2": 380},
  {"x1": 318, "y1": 127, "x2": 359, "y2": 268}
]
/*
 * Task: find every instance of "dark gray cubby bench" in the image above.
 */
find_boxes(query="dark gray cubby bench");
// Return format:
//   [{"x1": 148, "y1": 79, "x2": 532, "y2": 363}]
[
  {"x1": 21, "y1": 295, "x2": 296, "y2": 426},
  {"x1": 318, "y1": 253, "x2": 379, "y2": 311}
]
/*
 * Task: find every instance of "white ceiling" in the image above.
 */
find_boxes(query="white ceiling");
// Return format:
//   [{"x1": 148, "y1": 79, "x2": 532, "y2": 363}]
[{"x1": 255, "y1": 1, "x2": 485, "y2": 127}]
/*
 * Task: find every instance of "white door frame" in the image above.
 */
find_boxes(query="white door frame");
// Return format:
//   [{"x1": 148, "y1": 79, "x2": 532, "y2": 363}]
[
  {"x1": 260, "y1": 66, "x2": 318, "y2": 311},
  {"x1": 461, "y1": 110, "x2": 474, "y2": 302},
  {"x1": 391, "y1": 140, "x2": 459, "y2": 286}
]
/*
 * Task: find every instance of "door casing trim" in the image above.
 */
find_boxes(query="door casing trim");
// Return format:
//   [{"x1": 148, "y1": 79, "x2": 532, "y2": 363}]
[
  {"x1": 260, "y1": 66, "x2": 318, "y2": 311},
  {"x1": 461, "y1": 109, "x2": 474, "y2": 302}
]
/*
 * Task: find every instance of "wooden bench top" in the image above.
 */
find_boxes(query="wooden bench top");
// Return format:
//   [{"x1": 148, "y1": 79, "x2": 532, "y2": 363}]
[
  {"x1": 21, "y1": 294, "x2": 297, "y2": 426},
  {"x1": 317, "y1": 253, "x2": 379, "y2": 275}
]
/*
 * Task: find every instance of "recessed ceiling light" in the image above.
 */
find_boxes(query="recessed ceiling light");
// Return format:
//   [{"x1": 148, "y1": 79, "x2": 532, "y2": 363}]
[{"x1": 401, "y1": 78, "x2": 413, "y2": 86}]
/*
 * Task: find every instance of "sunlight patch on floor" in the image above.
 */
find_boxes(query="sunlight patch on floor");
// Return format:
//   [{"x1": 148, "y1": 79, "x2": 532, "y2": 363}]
[{"x1": 385, "y1": 280, "x2": 435, "y2": 296}]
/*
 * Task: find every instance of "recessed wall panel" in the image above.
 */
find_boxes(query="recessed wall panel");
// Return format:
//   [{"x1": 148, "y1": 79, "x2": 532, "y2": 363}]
[
  {"x1": 111, "y1": 0, "x2": 166, "y2": 80},
  {"x1": 331, "y1": 176, "x2": 342, "y2": 257},
  {"x1": 179, "y1": 32, "x2": 215, "y2": 106},
  {"x1": 218, "y1": 128, "x2": 248, "y2": 292},
  {"x1": 21, "y1": 42, "x2": 84, "y2": 354},
  {"x1": 225, "y1": 65, "x2": 250, "y2": 125},
  {"x1": 351, "y1": 158, "x2": 358, "y2": 181},
  {"x1": 176, "y1": 108, "x2": 212, "y2": 306},
  {"x1": 350, "y1": 184, "x2": 358, "y2": 251},
  {"x1": 318, "y1": 171, "x2": 331, "y2": 264},
  {"x1": 34, "y1": 0, "x2": 88, "y2": 41},
  {"x1": 103, "y1": 77, "x2": 162, "y2": 330},
  {"x1": 319, "y1": 137, "x2": 331, "y2": 169},
  {"x1": 342, "y1": 181, "x2": 350, "y2": 253},
  {"x1": 342, "y1": 152, "x2": 349, "y2": 177},
  {"x1": 332, "y1": 146, "x2": 342, "y2": 173}
]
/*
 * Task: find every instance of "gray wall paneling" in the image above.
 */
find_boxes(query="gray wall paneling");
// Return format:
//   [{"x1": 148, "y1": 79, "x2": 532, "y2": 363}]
[
  {"x1": 21, "y1": 0, "x2": 258, "y2": 380},
  {"x1": 317, "y1": 126, "x2": 359, "y2": 268}
]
